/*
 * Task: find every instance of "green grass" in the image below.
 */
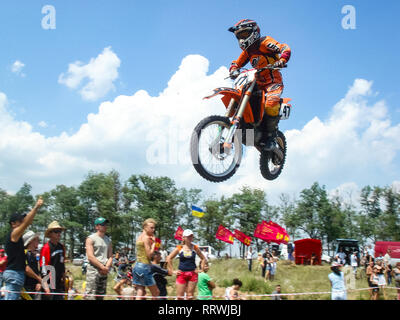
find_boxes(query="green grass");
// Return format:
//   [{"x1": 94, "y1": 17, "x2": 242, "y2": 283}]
[{"x1": 65, "y1": 259, "x2": 399, "y2": 300}]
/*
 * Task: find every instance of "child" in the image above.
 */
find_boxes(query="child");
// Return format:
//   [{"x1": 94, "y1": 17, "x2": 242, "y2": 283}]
[
  {"x1": 256, "y1": 253, "x2": 263, "y2": 271},
  {"x1": 225, "y1": 278, "x2": 243, "y2": 300},
  {"x1": 120, "y1": 286, "x2": 135, "y2": 300},
  {"x1": 197, "y1": 261, "x2": 215, "y2": 300},
  {"x1": 270, "y1": 256, "x2": 278, "y2": 281},
  {"x1": 113, "y1": 256, "x2": 134, "y2": 300},
  {"x1": 150, "y1": 251, "x2": 172, "y2": 299},
  {"x1": 370, "y1": 266, "x2": 380, "y2": 300}
]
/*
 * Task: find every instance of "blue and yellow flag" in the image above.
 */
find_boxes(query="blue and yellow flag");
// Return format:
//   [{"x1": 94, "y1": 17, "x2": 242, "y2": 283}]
[{"x1": 191, "y1": 205, "x2": 205, "y2": 218}]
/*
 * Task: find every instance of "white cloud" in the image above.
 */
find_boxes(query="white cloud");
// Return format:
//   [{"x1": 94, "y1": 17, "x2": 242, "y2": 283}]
[
  {"x1": 215, "y1": 78, "x2": 400, "y2": 202},
  {"x1": 11, "y1": 60, "x2": 26, "y2": 77},
  {"x1": 0, "y1": 55, "x2": 400, "y2": 203},
  {"x1": 58, "y1": 47, "x2": 121, "y2": 101},
  {"x1": 38, "y1": 121, "x2": 48, "y2": 128},
  {"x1": 0, "y1": 55, "x2": 225, "y2": 193},
  {"x1": 392, "y1": 181, "x2": 400, "y2": 193}
]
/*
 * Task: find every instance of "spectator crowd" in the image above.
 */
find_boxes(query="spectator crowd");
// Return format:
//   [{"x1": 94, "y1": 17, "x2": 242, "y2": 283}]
[
  {"x1": 0, "y1": 199, "x2": 398, "y2": 300},
  {"x1": 329, "y1": 245, "x2": 400, "y2": 300},
  {"x1": 0, "y1": 203, "x2": 250, "y2": 301}
]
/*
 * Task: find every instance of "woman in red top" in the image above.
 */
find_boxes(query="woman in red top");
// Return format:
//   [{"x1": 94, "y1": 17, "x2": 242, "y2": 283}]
[{"x1": 166, "y1": 229, "x2": 205, "y2": 300}]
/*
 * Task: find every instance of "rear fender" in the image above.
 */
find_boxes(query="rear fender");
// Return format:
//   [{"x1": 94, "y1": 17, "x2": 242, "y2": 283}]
[{"x1": 282, "y1": 98, "x2": 292, "y2": 106}]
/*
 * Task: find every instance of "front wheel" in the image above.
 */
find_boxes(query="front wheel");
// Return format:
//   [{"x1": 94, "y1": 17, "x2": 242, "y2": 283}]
[
  {"x1": 190, "y1": 115, "x2": 243, "y2": 183},
  {"x1": 259, "y1": 130, "x2": 286, "y2": 180}
]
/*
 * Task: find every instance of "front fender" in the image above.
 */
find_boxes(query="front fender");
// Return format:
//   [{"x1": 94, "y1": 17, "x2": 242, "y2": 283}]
[
  {"x1": 204, "y1": 87, "x2": 242, "y2": 108},
  {"x1": 204, "y1": 87, "x2": 256, "y2": 123}
]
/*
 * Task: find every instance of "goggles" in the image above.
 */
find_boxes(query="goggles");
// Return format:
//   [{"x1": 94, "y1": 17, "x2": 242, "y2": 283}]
[{"x1": 235, "y1": 28, "x2": 252, "y2": 40}]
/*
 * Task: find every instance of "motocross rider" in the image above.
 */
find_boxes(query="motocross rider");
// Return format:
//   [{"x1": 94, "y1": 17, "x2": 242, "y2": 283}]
[{"x1": 228, "y1": 19, "x2": 291, "y2": 150}]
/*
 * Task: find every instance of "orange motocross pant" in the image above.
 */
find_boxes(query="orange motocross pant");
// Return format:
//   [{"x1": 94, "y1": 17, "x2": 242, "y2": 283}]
[{"x1": 263, "y1": 82, "x2": 284, "y2": 117}]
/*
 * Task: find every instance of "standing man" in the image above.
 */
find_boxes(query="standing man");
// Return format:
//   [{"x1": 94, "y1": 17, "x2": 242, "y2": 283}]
[
  {"x1": 3, "y1": 197, "x2": 43, "y2": 300},
  {"x1": 350, "y1": 252, "x2": 359, "y2": 279},
  {"x1": 367, "y1": 245, "x2": 374, "y2": 263},
  {"x1": 85, "y1": 217, "x2": 113, "y2": 300},
  {"x1": 261, "y1": 247, "x2": 269, "y2": 278},
  {"x1": 337, "y1": 248, "x2": 346, "y2": 265},
  {"x1": 384, "y1": 249, "x2": 391, "y2": 267},
  {"x1": 287, "y1": 243, "x2": 294, "y2": 262},
  {"x1": 40, "y1": 221, "x2": 67, "y2": 300},
  {"x1": 159, "y1": 246, "x2": 168, "y2": 269},
  {"x1": 246, "y1": 247, "x2": 254, "y2": 272}
]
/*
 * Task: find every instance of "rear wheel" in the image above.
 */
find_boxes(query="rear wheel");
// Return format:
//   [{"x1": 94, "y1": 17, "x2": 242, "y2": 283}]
[
  {"x1": 190, "y1": 115, "x2": 242, "y2": 182},
  {"x1": 259, "y1": 130, "x2": 286, "y2": 180}
]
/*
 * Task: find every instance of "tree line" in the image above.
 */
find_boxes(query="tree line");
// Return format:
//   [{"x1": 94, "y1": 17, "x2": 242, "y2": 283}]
[{"x1": 0, "y1": 170, "x2": 399, "y2": 258}]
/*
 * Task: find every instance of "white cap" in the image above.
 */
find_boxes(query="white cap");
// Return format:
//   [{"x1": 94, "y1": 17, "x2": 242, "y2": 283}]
[
  {"x1": 182, "y1": 229, "x2": 194, "y2": 237},
  {"x1": 23, "y1": 230, "x2": 39, "y2": 247}
]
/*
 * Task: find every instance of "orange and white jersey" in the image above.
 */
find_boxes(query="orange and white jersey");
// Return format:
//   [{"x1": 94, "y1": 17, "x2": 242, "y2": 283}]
[{"x1": 231, "y1": 36, "x2": 291, "y2": 86}]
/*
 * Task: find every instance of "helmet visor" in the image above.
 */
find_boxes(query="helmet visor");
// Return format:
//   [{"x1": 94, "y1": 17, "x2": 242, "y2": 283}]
[{"x1": 235, "y1": 28, "x2": 252, "y2": 40}]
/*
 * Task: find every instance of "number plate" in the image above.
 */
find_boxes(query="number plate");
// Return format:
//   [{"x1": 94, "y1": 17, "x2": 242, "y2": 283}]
[{"x1": 279, "y1": 103, "x2": 291, "y2": 120}]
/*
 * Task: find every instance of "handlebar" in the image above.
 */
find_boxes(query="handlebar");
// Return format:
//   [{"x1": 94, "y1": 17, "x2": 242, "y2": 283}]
[
  {"x1": 227, "y1": 64, "x2": 287, "y2": 80},
  {"x1": 256, "y1": 64, "x2": 287, "y2": 73}
]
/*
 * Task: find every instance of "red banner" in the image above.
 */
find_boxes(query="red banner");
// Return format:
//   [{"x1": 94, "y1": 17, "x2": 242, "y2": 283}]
[
  {"x1": 265, "y1": 221, "x2": 290, "y2": 244},
  {"x1": 259, "y1": 221, "x2": 290, "y2": 244},
  {"x1": 216, "y1": 225, "x2": 234, "y2": 244},
  {"x1": 264, "y1": 221, "x2": 284, "y2": 233},
  {"x1": 174, "y1": 226, "x2": 183, "y2": 241},
  {"x1": 154, "y1": 237, "x2": 161, "y2": 251},
  {"x1": 254, "y1": 223, "x2": 275, "y2": 243},
  {"x1": 234, "y1": 229, "x2": 252, "y2": 246}
]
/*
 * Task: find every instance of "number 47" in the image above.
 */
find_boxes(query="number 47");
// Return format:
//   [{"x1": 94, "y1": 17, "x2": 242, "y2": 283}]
[{"x1": 279, "y1": 104, "x2": 291, "y2": 120}]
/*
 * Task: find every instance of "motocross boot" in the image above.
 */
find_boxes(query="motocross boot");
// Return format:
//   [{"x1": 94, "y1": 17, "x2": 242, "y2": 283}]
[{"x1": 260, "y1": 115, "x2": 280, "y2": 151}]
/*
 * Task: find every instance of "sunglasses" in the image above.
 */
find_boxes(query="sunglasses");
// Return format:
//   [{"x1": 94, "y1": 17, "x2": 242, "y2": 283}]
[
  {"x1": 51, "y1": 229, "x2": 62, "y2": 234},
  {"x1": 98, "y1": 223, "x2": 109, "y2": 227}
]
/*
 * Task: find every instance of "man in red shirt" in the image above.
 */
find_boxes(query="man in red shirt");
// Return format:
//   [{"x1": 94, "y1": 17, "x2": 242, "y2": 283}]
[{"x1": 40, "y1": 221, "x2": 66, "y2": 300}]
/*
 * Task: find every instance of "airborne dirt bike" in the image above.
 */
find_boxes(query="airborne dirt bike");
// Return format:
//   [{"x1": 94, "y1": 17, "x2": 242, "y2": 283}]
[{"x1": 190, "y1": 65, "x2": 292, "y2": 182}]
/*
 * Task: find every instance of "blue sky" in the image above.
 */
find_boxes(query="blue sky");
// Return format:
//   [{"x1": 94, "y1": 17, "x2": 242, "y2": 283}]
[
  {"x1": 2, "y1": 0, "x2": 399, "y2": 134},
  {"x1": 1, "y1": 0, "x2": 400, "y2": 204}
]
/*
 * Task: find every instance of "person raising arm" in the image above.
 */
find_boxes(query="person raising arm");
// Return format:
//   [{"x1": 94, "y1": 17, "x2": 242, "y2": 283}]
[
  {"x1": 10, "y1": 197, "x2": 43, "y2": 243},
  {"x1": 3, "y1": 197, "x2": 43, "y2": 300}
]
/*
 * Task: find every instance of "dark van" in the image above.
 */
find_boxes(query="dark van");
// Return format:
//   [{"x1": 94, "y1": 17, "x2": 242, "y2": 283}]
[{"x1": 333, "y1": 239, "x2": 359, "y2": 265}]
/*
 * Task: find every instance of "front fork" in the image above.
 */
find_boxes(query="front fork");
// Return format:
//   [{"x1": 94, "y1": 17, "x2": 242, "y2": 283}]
[{"x1": 223, "y1": 80, "x2": 257, "y2": 149}]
